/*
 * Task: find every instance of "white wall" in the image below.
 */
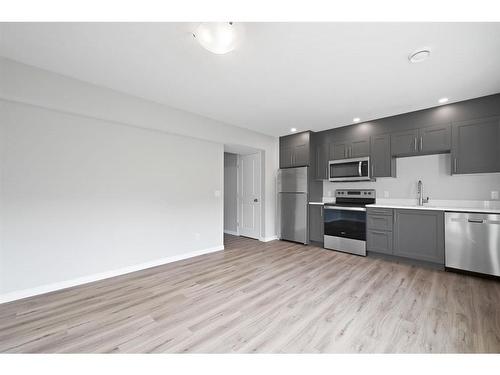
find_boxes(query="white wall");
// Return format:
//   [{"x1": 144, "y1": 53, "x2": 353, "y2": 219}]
[
  {"x1": 324, "y1": 153, "x2": 500, "y2": 201},
  {"x1": 0, "y1": 58, "x2": 279, "y2": 241},
  {"x1": 0, "y1": 58, "x2": 279, "y2": 299},
  {"x1": 0, "y1": 100, "x2": 224, "y2": 295},
  {"x1": 224, "y1": 153, "x2": 238, "y2": 234}
]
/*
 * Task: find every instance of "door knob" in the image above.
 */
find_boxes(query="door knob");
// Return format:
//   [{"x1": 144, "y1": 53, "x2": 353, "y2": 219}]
[{"x1": 253, "y1": 198, "x2": 259, "y2": 202}]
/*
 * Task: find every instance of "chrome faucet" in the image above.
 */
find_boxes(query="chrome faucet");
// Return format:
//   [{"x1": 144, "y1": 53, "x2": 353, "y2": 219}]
[{"x1": 417, "y1": 180, "x2": 429, "y2": 206}]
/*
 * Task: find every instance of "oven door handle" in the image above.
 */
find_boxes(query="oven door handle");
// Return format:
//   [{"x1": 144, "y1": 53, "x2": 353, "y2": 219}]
[
  {"x1": 358, "y1": 161, "x2": 362, "y2": 177},
  {"x1": 324, "y1": 206, "x2": 366, "y2": 212}
]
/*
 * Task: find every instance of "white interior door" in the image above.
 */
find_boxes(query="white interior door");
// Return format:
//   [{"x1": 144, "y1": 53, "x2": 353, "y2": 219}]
[{"x1": 238, "y1": 153, "x2": 261, "y2": 239}]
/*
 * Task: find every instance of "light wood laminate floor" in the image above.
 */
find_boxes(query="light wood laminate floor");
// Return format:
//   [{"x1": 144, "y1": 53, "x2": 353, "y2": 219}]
[{"x1": 1, "y1": 235, "x2": 499, "y2": 353}]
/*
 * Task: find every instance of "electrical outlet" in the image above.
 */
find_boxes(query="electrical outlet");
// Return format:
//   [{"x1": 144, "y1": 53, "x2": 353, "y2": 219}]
[
  {"x1": 327, "y1": 191, "x2": 332, "y2": 197},
  {"x1": 214, "y1": 190, "x2": 221, "y2": 198},
  {"x1": 491, "y1": 191, "x2": 499, "y2": 200},
  {"x1": 384, "y1": 191, "x2": 389, "y2": 198}
]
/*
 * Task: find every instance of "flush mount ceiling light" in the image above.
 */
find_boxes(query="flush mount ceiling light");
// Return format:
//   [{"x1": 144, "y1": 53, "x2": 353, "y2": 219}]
[
  {"x1": 193, "y1": 22, "x2": 244, "y2": 54},
  {"x1": 438, "y1": 97, "x2": 449, "y2": 104},
  {"x1": 408, "y1": 49, "x2": 431, "y2": 63},
  {"x1": 290, "y1": 128, "x2": 298, "y2": 133},
  {"x1": 353, "y1": 118, "x2": 361, "y2": 123}
]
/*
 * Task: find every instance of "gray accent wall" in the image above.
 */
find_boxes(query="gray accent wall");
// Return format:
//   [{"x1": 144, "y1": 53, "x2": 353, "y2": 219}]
[
  {"x1": 224, "y1": 153, "x2": 238, "y2": 233},
  {"x1": 324, "y1": 153, "x2": 500, "y2": 201}
]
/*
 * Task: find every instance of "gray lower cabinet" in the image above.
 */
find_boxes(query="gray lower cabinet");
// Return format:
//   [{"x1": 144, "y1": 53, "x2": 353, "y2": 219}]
[
  {"x1": 367, "y1": 208, "x2": 393, "y2": 255},
  {"x1": 367, "y1": 230, "x2": 393, "y2": 255},
  {"x1": 368, "y1": 207, "x2": 445, "y2": 264},
  {"x1": 367, "y1": 213, "x2": 393, "y2": 231},
  {"x1": 452, "y1": 116, "x2": 500, "y2": 174},
  {"x1": 309, "y1": 204, "x2": 324, "y2": 243},
  {"x1": 370, "y1": 134, "x2": 394, "y2": 178},
  {"x1": 393, "y1": 209, "x2": 444, "y2": 264}
]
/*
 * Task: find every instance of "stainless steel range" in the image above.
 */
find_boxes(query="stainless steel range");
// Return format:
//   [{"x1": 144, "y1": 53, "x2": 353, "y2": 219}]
[{"x1": 323, "y1": 189, "x2": 375, "y2": 256}]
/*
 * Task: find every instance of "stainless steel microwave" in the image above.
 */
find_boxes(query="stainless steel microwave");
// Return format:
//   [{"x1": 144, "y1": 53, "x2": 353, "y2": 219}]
[{"x1": 328, "y1": 157, "x2": 371, "y2": 182}]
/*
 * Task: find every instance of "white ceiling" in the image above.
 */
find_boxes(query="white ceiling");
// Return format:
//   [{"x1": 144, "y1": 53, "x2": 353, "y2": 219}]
[{"x1": 1, "y1": 22, "x2": 500, "y2": 137}]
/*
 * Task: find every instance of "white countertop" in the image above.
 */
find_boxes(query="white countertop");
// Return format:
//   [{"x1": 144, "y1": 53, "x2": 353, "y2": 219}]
[
  {"x1": 366, "y1": 199, "x2": 500, "y2": 214},
  {"x1": 311, "y1": 198, "x2": 500, "y2": 214}
]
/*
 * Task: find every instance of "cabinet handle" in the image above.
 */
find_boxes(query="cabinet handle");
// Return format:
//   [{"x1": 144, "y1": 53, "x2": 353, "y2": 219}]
[
  {"x1": 454, "y1": 158, "x2": 458, "y2": 173},
  {"x1": 414, "y1": 137, "x2": 417, "y2": 151},
  {"x1": 320, "y1": 208, "x2": 323, "y2": 217},
  {"x1": 326, "y1": 166, "x2": 328, "y2": 179},
  {"x1": 420, "y1": 137, "x2": 423, "y2": 151},
  {"x1": 371, "y1": 162, "x2": 374, "y2": 177}
]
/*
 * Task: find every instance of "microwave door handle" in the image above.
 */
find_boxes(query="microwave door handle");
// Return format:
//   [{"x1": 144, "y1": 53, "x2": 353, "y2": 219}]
[{"x1": 358, "y1": 161, "x2": 362, "y2": 177}]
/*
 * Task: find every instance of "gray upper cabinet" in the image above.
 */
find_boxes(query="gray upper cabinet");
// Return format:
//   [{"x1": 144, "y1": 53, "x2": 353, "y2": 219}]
[
  {"x1": 393, "y1": 209, "x2": 444, "y2": 264},
  {"x1": 451, "y1": 116, "x2": 500, "y2": 175},
  {"x1": 391, "y1": 124, "x2": 451, "y2": 157},
  {"x1": 279, "y1": 131, "x2": 311, "y2": 169},
  {"x1": 419, "y1": 123, "x2": 451, "y2": 154},
  {"x1": 279, "y1": 144, "x2": 293, "y2": 168},
  {"x1": 351, "y1": 139, "x2": 370, "y2": 158},
  {"x1": 314, "y1": 142, "x2": 329, "y2": 180},
  {"x1": 281, "y1": 96, "x2": 500, "y2": 176},
  {"x1": 370, "y1": 134, "x2": 394, "y2": 178},
  {"x1": 391, "y1": 129, "x2": 419, "y2": 156},
  {"x1": 331, "y1": 138, "x2": 369, "y2": 160},
  {"x1": 330, "y1": 141, "x2": 348, "y2": 160},
  {"x1": 309, "y1": 204, "x2": 324, "y2": 243},
  {"x1": 293, "y1": 143, "x2": 309, "y2": 166}
]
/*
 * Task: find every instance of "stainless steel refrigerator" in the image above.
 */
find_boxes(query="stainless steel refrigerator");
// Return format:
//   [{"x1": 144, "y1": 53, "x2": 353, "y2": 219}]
[{"x1": 278, "y1": 166, "x2": 309, "y2": 244}]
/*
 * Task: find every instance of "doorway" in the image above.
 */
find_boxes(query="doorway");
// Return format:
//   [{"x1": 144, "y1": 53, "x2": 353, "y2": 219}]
[{"x1": 223, "y1": 146, "x2": 263, "y2": 241}]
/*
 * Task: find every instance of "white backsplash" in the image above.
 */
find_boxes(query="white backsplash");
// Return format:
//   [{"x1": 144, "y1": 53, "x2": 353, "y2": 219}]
[{"x1": 323, "y1": 153, "x2": 500, "y2": 202}]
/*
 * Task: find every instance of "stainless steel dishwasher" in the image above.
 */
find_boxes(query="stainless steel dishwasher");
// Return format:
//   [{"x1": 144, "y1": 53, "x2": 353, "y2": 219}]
[{"x1": 445, "y1": 212, "x2": 500, "y2": 277}]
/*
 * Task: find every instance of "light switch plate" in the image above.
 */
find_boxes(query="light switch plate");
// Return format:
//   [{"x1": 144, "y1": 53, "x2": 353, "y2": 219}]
[
  {"x1": 491, "y1": 191, "x2": 499, "y2": 200},
  {"x1": 384, "y1": 191, "x2": 389, "y2": 198},
  {"x1": 214, "y1": 190, "x2": 221, "y2": 198}
]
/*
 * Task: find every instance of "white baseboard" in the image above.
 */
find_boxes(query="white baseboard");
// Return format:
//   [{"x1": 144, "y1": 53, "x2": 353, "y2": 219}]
[
  {"x1": 0, "y1": 245, "x2": 224, "y2": 305},
  {"x1": 223, "y1": 230, "x2": 239, "y2": 236},
  {"x1": 259, "y1": 235, "x2": 278, "y2": 242}
]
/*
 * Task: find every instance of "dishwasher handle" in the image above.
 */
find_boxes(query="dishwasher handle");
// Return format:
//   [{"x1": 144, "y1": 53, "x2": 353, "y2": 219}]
[{"x1": 468, "y1": 218, "x2": 484, "y2": 224}]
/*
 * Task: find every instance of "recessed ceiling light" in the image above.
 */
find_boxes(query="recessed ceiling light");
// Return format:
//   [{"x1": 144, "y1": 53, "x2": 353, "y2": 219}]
[
  {"x1": 409, "y1": 49, "x2": 431, "y2": 63},
  {"x1": 353, "y1": 118, "x2": 361, "y2": 123},
  {"x1": 193, "y1": 22, "x2": 244, "y2": 54},
  {"x1": 438, "y1": 97, "x2": 449, "y2": 104},
  {"x1": 290, "y1": 128, "x2": 297, "y2": 133}
]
